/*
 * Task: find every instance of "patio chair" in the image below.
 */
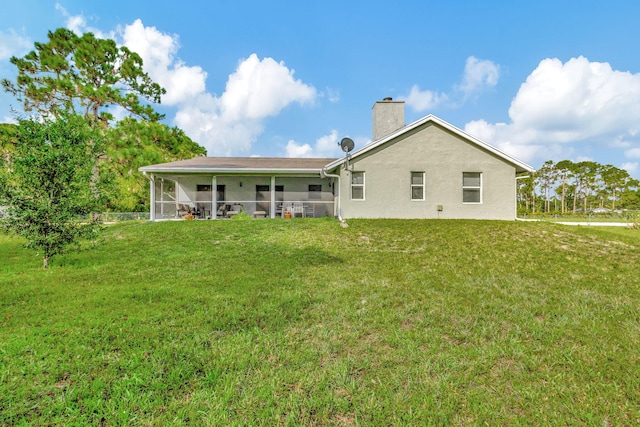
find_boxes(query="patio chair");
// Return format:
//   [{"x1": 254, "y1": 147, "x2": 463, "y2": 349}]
[
  {"x1": 293, "y1": 202, "x2": 305, "y2": 218},
  {"x1": 216, "y1": 203, "x2": 230, "y2": 218},
  {"x1": 176, "y1": 203, "x2": 190, "y2": 218},
  {"x1": 226, "y1": 204, "x2": 243, "y2": 218}
]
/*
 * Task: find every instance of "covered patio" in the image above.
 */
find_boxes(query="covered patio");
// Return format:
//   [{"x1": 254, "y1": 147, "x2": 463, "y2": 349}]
[{"x1": 139, "y1": 157, "x2": 337, "y2": 220}]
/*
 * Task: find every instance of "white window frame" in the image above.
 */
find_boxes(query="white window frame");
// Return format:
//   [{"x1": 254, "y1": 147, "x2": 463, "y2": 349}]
[
  {"x1": 410, "y1": 172, "x2": 425, "y2": 201},
  {"x1": 462, "y1": 172, "x2": 482, "y2": 204},
  {"x1": 351, "y1": 171, "x2": 365, "y2": 200}
]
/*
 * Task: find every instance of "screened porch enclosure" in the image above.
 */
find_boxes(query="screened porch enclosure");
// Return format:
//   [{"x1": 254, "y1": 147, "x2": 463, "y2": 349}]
[{"x1": 151, "y1": 174, "x2": 335, "y2": 220}]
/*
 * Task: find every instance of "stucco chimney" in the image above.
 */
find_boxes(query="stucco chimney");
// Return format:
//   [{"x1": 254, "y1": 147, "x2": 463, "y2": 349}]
[{"x1": 372, "y1": 97, "x2": 405, "y2": 141}]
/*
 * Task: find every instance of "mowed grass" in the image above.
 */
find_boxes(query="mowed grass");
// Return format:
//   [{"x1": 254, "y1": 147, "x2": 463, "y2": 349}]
[{"x1": 1, "y1": 219, "x2": 639, "y2": 426}]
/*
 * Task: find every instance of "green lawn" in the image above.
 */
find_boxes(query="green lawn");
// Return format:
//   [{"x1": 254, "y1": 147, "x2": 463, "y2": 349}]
[{"x1": 1, "y1": 219, "x2": 639, "y2": 426}]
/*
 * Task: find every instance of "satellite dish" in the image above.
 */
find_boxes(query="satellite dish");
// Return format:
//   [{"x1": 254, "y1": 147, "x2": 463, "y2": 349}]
[{"x1": 339, "y1": 137, "x2": 354, "y2": 153}]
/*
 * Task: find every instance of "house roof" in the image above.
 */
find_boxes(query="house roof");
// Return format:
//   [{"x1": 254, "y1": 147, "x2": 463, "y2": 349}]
[
  {"x1": 324, "y1": 114, "x2": 535, "y2": 174},
  {"x1": 140, "y1": 115, "x2": 534, "y2": 177},
  {"x1": 139, "y1": 156, "x2": 338, "y2": 175}
]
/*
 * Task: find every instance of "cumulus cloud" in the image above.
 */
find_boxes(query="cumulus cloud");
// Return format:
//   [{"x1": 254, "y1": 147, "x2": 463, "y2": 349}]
[
  {"x1": 464, "y1": 56, "x2": 640, "y2": 169},
  {"x1": 284, "y1": 130, "x2": 343, "y2": 158},
  {"x1": 219, "y1": 54, "x2": 316, "y2": 121},
  {"x1": 121, "y1": 19, "x2": 206, "y2": 106},
  {"x1": 456, "y1": 56, "x2": 500, "y2": 99},
  {"x1": 405, "y1": 85, "x2": 448, "y2": 112},
  {"x1": 284, "y1": 140, "x2": 313, "y2": 158},
  {"x1": 174, "y1": 54, "x2": 317, "y2": 155},
  {"x1": 626, "y1": 147, "x2": 640, "y2": 159},
  {"x1": 0, "y1": 29, "x2": 31, "y2": 61},
  {"x1": 119, "y1": 21, "x2": 317, "y2": 155},
  {"x1": 58, "y1": 11, "x2": 207, "y2": 107},
  {"x1": 621, "y1": 162, "x2": 638, "y2": 176},
  {"x1": 53, "y1": 9, "x2": 317, "y2": 155},
  {"x1": 404, "y1": 56, "x2": 499, "y2": 112}
]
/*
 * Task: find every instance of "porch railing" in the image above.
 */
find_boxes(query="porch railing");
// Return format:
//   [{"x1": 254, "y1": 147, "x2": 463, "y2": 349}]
[{"x1": 153, "y1": 200, "x2": 334, "y2": 220}]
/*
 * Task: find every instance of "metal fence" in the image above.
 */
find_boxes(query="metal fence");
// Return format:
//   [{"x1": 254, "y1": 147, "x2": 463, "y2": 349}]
[{"x1": 102, "y1": 212, "x2": 151, "y2": 222}]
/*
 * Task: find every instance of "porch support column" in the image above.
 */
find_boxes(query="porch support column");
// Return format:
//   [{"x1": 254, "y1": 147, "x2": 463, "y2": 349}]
[
  {"x1": 270, "y1": 175, "x2": 276, "y2": 218},
  {"x1": 211, "y1": 175, "x2": 217, "y2": 220},
  {"x1": 149, "y1": 173, "x2": 156, "y2": 221},
  {"x1": 160, "y1": 178, "x2": 164, "y2": 217}
]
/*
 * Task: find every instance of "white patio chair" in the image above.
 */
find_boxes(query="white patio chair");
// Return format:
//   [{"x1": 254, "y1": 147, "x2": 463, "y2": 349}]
[{"x1": 293, "y1": 202, "x2": 305, "y2": 218}]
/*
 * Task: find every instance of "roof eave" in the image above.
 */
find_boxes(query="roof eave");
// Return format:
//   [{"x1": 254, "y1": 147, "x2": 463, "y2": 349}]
[
  {"x1": 324, "y1": 114, "x2": 535, "y2": 173},
  {"x1": 138, "y1": 166, "x2": 326, "y2": 175}
]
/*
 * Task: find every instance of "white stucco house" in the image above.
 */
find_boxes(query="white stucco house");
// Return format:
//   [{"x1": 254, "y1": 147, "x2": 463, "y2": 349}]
[{"x1": 139, "y1": 98, "x2": 534, "y2": 221}]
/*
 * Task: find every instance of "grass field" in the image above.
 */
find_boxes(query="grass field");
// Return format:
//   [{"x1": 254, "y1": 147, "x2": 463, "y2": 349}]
[{"x1": 1, "y1": 219, "x2": 639, "y2": 426}]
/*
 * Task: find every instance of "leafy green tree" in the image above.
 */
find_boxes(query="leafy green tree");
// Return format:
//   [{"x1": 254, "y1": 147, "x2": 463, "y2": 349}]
[
  {"x1": 535, "y1": 160, "x2": 557, "y2": 212},
  {"x1": 567, "y1": 161, "x2": 596, "y2": 213},
  {"x1": 2, "y1": 28, "x2": 206, "y2": 214},
  {"x1": 620, "y1": 189, "x2": 640, "y2": 210},
  {"x1": 104, "y1": 118, "x2": 206, "y2": 211},
  {"x1": 1, "y1": 28, "x2": 165, "y2": 125},
  {"x1": 554, "y1": 160, "x2": 574, "y2": 213},
  {"x1": 0, "y1": 123, "x2": 18, "y2": 164},
  {"x1": 519, "y1": 158, "x2": 638, "y2": 216},
  {"x1": 517, "y1": 174, "x2": 536, "y2": 213},
  {"x1": 0, "y1": 115, "x2": 107, "y2": 268},
  {"x1": 599, "y1": 164, "x2": 637, "y2": 210}
]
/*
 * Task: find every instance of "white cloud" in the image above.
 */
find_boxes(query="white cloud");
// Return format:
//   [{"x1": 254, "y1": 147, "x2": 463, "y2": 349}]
[
  {"x1": 56, "y1": 3, "x2": 114, "y2": 39},
  {"x1": 625, "y1": 147, "x2": 640, "y2": 159},
  {"x1": 174, "y1": 53, "x2": 317, "y2": 155},
  {"x1": 219, "y1": 54, "x2": 316, "y2": 121},
  {"x1": 174, "y1": 94, "x2": 264, "y2": 155},
  {"x1": 284, "y1": 130, "x2": 343, "y2": 158},
  {"x1": 621, "y1": 162, "x2": 638, "y2": 176},
  {"x1": 405, "y1": 85, "x2": 448, "y2": 112},
  {"x1": 121, "y1": 19, "x2": 206, "y2": 106},
  {"x1": 55, "y1": 2, "x2": 85, "y2": 33},
  {"x1": 508, "y1": 57, "x2": 640, "y2": 138},
  {"x1": 456, "y1": 56, "x2": 500, "y2": 98},
  {"x1": 326, "y1": 88, "x2": 341, "y2": 103},
  {"x1": 464, "y1": 56, "x2": 640, "y2": 166},
  {"x1": 0, "y1": 29, "x2": 31, "y2": 61},
  {"x1": 2, "y1": 115, "x2": 18, "y2": 124},
  {"x1": 284, "y1": 140, "x2": 313, "y2": 158},
  {"x1": 404, "y1": 56, "x2": 499, "y2": 112},
  {"x1": 55, "y1": 10, "x2": 206, "y2": 107}
]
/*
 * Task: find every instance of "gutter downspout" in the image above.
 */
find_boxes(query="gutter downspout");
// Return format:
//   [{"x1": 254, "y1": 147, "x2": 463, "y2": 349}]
[
  {"x1": 321, "y1": 168, "x2": 343, "y2": 222},
  {"x1": 515, "y1": 175, "x2": 530, "y2": 221}
]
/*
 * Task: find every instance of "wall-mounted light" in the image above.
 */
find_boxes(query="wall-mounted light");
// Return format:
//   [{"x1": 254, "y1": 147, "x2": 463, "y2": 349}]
[{"x1": 239, "y1": 181, "x2": 243, "y2": 187}]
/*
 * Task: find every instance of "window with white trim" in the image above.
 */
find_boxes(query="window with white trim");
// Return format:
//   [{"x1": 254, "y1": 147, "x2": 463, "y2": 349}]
[
  {"x1": 411, "y1": 172, "x2": 425, "y2": 200},
  {"x1": 351, "y1": 172, "x2": 365, "y2": 200},
  {"x1": 462, "y1": 172, "x2": 482, "y2": 203}
]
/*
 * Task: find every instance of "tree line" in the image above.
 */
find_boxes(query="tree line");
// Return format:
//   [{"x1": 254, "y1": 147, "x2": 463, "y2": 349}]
[{"x1": 517, "y1": 160, "x2": 640, "y2": 214}]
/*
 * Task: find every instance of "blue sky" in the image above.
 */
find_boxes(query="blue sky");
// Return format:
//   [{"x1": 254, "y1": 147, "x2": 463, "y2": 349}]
[{"x1": 2, "y1": 1, "x2": 640, "y2": 179}]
